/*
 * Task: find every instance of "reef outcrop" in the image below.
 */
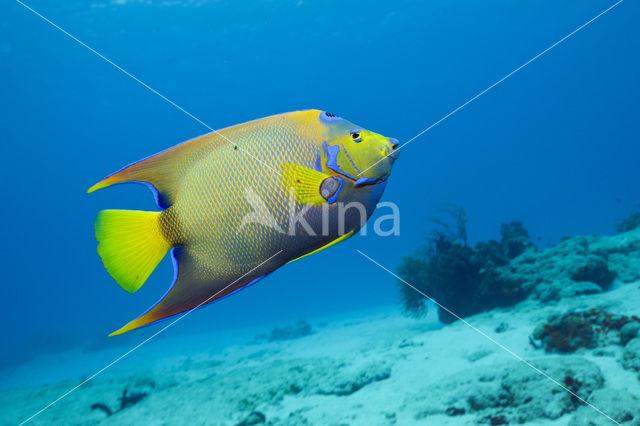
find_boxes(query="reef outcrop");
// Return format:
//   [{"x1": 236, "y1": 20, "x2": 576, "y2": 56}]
[
  {"x1": 501, "y1": 229, "x2": 640, "y2": 302},
  {"x1": 398, "y1": 205, "x2": 533, "y2": 322},
  {"x1": 398, "y1": 207, "x2": 640, "y2": 322},
  {"x1": 617, "y1": 209, "x2": 640, "y2": 234}
]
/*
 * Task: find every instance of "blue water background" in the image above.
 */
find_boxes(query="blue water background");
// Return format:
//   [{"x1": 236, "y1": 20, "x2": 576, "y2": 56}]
[{"x1": 1, "y1": 0, "x2": 638, "y2": 370}]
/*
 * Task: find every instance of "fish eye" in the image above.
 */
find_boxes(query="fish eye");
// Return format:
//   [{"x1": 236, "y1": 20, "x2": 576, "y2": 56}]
[{"x1": 350, "y1": 129, "x2": 362, "y2": 143}]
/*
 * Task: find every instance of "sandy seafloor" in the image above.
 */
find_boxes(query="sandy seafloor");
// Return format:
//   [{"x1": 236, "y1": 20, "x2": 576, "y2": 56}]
[{"x1": 2, "y1": 282, "x2": 639, "y2": 426}]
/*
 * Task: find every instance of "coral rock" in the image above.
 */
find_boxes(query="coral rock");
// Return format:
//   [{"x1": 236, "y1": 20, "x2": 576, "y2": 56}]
[
  {"x1": 559, "y1": 281, "x2": 603, "y2": 299},
  {"x1": 620, "y1": 321, "x2": 640, "y2": 346},
  {"x1": 412, "y1": 357, "x2": 603, "y2": 424},
  {"x1": 501, "y1": 221, "x2": 536, "y2": 259},
  {"x1": 570, "y1": 257, "x2": 616, "y2": 289},
  {"x1": 503, "y1": 229, "x2": 640, "y2": 301},
  {"x1": 569, "y1": 388, "x2": 640, "y2": 426},
  {"x1": 532, "y1": 309, "x2": 638, "y2": 353},
  {"x1": 617, "y1": 210, "x2": 640, "y2": 234},
  {"x1": 236, "y1": 411, "x2": 266, "y2": 426},
  {"x1": 621, "y1": 338, "x2": 640, "y2": 372}
]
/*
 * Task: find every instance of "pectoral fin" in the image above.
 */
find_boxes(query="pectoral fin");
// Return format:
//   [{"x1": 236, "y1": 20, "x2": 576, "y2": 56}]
[{"x1": 281, "y1": 162, "x2": 344, "y2": 205}]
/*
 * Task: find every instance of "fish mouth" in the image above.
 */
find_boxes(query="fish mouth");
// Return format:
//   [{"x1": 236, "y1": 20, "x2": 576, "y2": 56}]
[
  {"x1": 353, "y1": 141, "x2": 398, "y2": 187},
  {"x1": 353, "y1": 173, "x2": 390, "y2": 187},
  {"x1": 378, "y1": 139, "x2": 400, "y2": 163},
  {"x1": 324, "y1": 139, "x2": 395, "y2": 187},
  {"x1": 388, "y1": 138, "x2": 400, "y2": 161}
]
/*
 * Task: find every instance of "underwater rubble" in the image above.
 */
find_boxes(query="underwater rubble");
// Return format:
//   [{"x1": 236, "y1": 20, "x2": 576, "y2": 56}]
[
  {"x1": 412, "y1": 356, "x2": 604, "y2": 424},
  {"x1": 569, "y1": 388, "x2": 640, "y2": 426},
  {"x1": 622, "y1": 338, "x2": 640, "y2": 374}
]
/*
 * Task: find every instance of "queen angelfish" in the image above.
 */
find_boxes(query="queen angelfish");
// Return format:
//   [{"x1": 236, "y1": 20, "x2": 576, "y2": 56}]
[{"x1": 89, "y1": 109, "x2": 399, "y2": 335}]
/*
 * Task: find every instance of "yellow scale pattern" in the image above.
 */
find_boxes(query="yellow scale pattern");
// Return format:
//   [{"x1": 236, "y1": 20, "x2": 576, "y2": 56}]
[{"x1": 163, "y1": 111, "x2": 323, "y2": 281}]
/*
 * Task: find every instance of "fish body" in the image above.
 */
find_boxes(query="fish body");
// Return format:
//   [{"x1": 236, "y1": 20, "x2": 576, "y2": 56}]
[{"x1": 90, "y1": 109, "x2": 398, "y2": 335}]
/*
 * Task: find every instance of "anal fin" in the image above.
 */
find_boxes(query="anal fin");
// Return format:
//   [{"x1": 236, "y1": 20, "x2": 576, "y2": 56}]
[
  {"x1": 287, "y1": 230, "x2": 355, "y2": 264},
  {"x1": 109, "y1": 248, "x2": 268, "y2": 336}
]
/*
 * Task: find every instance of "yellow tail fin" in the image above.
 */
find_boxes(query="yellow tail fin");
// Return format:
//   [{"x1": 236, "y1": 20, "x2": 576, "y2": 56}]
[{"x1": 95, "y1": 210, "x2": 170, "y2": 293}]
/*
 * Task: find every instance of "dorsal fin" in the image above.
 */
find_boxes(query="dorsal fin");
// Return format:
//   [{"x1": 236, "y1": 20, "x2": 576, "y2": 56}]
[{"x1": 87, "y1": 131, "x2": 228, "y2": 208}]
